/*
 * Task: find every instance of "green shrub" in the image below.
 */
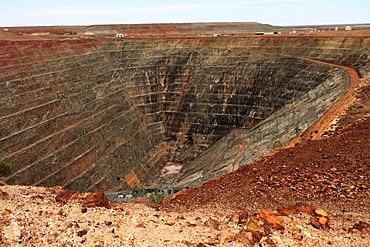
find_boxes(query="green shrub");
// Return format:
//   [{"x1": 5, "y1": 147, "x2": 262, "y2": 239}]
[
  {"x1": 149, "y1": 193, "x2": 165, "y2": 204},
  {"x1": 0, "y1": 160, "x2": 11, "y2": 177}
]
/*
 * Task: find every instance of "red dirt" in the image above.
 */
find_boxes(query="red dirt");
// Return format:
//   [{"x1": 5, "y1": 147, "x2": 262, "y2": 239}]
[
  {"x1": 289, "y1": 59, "x2": 360, "y2": 144},
  {"x1": 161, "y1": 76, "x2": 370, "y2": 215}
]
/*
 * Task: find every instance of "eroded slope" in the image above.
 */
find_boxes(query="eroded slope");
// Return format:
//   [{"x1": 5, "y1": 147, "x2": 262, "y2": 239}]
[{"x1": 1, "y1": 36, "x2": 369, "y2": 192}]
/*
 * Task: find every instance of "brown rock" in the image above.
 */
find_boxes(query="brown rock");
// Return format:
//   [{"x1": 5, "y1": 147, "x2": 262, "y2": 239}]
[
  {"x1": 136, "y1": 222, "x2": 146, "y2": 228},
  {"x1": 263, "y1": 237, "x2": 277, "y2": 247},
  {"x1": 228, "y1": 213, "x2": 239, "y2": 224},
  {"x1": 245, "y1": 215, "x2": 273, "y2": 245},
  {"x1": 186, "y1": 221, "x2": 197, "y2": 227},
  {"x1": 196, "y1": 243, "x2": 207, "y2": 247},
  {"x1": 204, "y1": 218, "x2": 220, "y2": 230},
  {"x1": 251, "y1": 231, "x2": 264, "y2": 245},
  {"x1": 236, "y1": 230, "x2": 255, "y2": 246},
  {"x1": 258, "y1": 210, "x2": 285, "y2": 230},
  {"x1": 177, "y1": 215, "x2": 185, "y2": 221},
  {"x1": 0, "y1": 189, "x2": 9, "y2": 199},
  {"x1": 58, "y1": 208, "x2": 66, "y2": 217},
  {"x1": 277, "y1": 204, "x2": 314, "y2": 216},
  {"x1": 204, "y1": 236, "x2": 219, "y2": 245},
  {"x1": 351, "y1": 221, "x2": 370, "y2": 235},
  {"x1": 181, "y1": 240, "x2": 192, "y2": 246},
  {"x1": 230, "y1": 210, "x2": 249, "y2": 225},
  {"x1": 81, "y1": 192, "x2": 110, "y2": 208},
  {"x1": 30, "y1": 195, "x2": 44, "y2": 200},
  {"x1": 55, "y1": 190, "x2": 79, "y2": 204},
  {"x1": 2, "y1": 208, "x2": 12, "y2": 215},
  {"x1": 77, "y1": 229, "x2": 88, "y2": 237}
]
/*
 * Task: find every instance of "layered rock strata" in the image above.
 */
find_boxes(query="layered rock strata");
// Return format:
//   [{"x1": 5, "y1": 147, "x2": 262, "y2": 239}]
[{"x1": 1, "y1": 36, "x2": 369, "y2": 191}]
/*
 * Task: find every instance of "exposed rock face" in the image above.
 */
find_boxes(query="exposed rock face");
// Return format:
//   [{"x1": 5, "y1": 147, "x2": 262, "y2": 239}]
[{"x1": 1, "y1": 36, "x2": 369, "y2": 192}]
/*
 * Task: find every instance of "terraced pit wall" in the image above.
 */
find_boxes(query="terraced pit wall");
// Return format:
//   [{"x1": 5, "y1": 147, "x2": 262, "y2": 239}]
[{"x1": 1, "y1": 36, "x2": 369, "y2": 192}]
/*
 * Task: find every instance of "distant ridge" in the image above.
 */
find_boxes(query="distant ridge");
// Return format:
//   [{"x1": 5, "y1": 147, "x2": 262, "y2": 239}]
[
  {"x1": 84, "y1": 22, "x2": 281, "y2": 35},
  {"x1": 283, "y1": 23, "x2": 370, "y2": 29}
]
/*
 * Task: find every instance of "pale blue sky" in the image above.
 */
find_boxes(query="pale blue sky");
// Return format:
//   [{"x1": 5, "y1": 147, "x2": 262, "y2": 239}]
[{"x1": 1, "y1": 0, "x2": 369, "y2": 27}]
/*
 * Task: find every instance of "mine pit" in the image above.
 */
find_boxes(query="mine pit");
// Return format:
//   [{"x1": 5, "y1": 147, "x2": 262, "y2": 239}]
[{"x1": 1, "y1": 35, "x2": 369, "y2": 195}]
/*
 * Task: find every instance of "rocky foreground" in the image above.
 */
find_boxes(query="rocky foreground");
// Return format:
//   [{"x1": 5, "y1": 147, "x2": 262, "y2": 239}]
[{"x1": 0, "y1": 185, "x2": 369, "y2": 247}]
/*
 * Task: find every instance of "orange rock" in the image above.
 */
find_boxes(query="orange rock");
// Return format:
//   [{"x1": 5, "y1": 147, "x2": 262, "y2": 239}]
[
  {"x1": 292, "y1": 231, "x2": 303, "y2": 240},
  {"x1": 165, "y1": 219, "x2": 176, "y2": 226},
  {"x1": 319, "y1": 216, "x2": 328, "y2": 225},
  {"x1": 314, "y1": 208, "x2": 328, "y2": 217},
  {"x1": 310, "y1": 216, "x2": 330, "y2": 229},
  {"x1": 277, "y1": 204, "x2": 314, "y2": 216},
  {"x1": 288, "y1": 221, "x2": 301, "y2": 228},
  {"x1": 246, "y1": 216, "x2": 267, "y2": 234},
  {"x1": 258, "y1": 210, "x2": 285, "y2": 230}
]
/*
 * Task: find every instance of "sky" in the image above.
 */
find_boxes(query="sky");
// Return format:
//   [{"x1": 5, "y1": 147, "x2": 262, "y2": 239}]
[{"x1": 1, "y1": 0, "x2": 369, "y2": 27}]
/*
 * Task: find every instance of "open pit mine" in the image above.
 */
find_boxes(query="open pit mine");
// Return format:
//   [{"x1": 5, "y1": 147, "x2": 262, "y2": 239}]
[{"x1": 1, "y1": 24, "x2": 369, "y2": 194}]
